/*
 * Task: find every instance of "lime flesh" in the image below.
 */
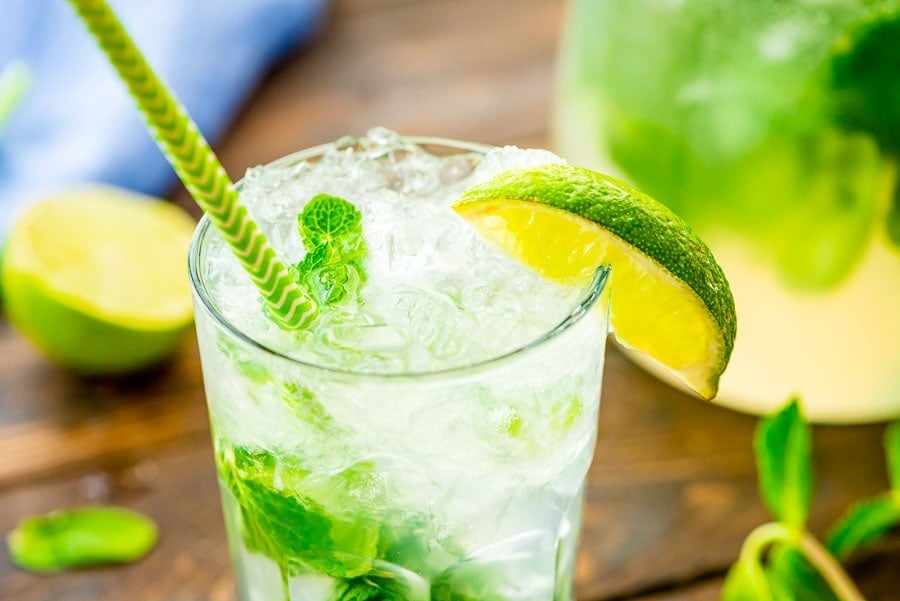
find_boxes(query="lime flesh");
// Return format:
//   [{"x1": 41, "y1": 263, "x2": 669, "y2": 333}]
[{"x1": 1, "y1": 186, "x2": 196, "y2": 375}]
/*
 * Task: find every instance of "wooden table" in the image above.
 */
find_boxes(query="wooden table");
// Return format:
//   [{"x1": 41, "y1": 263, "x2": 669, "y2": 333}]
[{"x1": 1, "y1": 1, "x2": 897, "y2": 599}]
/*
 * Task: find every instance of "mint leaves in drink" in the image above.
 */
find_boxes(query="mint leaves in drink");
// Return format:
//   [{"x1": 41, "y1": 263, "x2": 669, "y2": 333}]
[
  {"x1": 218, "y1": 444, "x2": 448, "y2": 599},
  {"x1": 294, "y1": 194, "x2": 367, "y2": 305},
  {"x1": 722, "y1": 400, "x2": 900, "y2": 601},
  {"x1": 217, "y1": 446, "x2": 381, "y2": 579},
  {"x1": 7, "y1": 506, "x2": 157, "y2": 573}
]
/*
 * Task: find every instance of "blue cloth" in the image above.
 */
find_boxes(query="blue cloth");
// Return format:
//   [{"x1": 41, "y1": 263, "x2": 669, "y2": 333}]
[{"x1": 0, "y1": 0, "x2": 328, "y2": 240}]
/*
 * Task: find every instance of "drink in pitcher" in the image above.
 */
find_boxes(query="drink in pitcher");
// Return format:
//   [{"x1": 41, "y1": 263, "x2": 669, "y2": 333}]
[{"x1": 555, "y1": 0, "x2": 900, "y2": 422}]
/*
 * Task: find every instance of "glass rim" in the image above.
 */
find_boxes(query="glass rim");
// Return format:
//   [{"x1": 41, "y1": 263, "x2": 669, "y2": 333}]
[{"x1": 188, "y1": 135, "x2": 610, "y2": 380}]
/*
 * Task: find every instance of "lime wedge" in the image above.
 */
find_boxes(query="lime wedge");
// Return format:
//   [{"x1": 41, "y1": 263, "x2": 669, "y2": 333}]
[
  {"x1": 453, "y1": 164, "x2": 736, "y2": 399},
  {"x1": 1, "y1": 186, "x2": 196, "y2": 375}
]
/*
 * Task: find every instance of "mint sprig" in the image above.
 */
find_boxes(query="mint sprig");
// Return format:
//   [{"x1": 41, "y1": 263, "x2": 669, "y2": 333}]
[
  {"x1": 722, "y1": 399, "x2": 900, "y2": 601},
  {"x1": 293, "y1": 194, "x2": 367, "y2": 305}
]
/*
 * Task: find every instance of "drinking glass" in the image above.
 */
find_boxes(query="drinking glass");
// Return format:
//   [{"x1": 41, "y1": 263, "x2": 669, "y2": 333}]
[{"x1": 189, "y1": 139, "x2": 611, "y2": 601}]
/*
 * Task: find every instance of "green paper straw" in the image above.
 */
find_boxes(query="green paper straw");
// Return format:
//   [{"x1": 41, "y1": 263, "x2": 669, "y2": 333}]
[
  {"x1": 0, "y1": 61, "x2": 30, "y2": 135},
  {"x1": 66, "y1": 0, "x2": 319, "y2": 329}
]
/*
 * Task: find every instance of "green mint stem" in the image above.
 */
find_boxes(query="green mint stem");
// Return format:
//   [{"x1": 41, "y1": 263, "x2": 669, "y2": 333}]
[
  {"x1": 740, "y1": 522, "x2": 867, "y2": 601},
  {"x1": 281, "y1": 563, "x2": 292, "y2": 601}
]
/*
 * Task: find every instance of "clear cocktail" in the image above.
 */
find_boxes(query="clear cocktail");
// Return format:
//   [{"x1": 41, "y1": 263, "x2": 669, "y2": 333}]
[{"x1": 189, "y1": 132, "x2": 611, "y2": 601}]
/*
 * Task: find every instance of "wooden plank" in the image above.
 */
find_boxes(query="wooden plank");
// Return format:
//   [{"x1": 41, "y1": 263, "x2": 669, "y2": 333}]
[
  {"x1": 630, "y1": 579, "x2": 724, "y2": 601},
  {"x1": 172, "y1": 0, "x2": 564, "y2": 215},
  {"x1": 0, "y1": 329, "x2": 209, "y2": 491}
]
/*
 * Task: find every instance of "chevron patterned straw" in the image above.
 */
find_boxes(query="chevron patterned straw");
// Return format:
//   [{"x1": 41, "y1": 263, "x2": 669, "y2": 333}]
[{"x1": 66, "y1": 0, "x2": 319, "y2": 329}]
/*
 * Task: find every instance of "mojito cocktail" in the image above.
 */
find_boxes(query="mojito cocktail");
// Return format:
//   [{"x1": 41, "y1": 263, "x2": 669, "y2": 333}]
[
  {"x1": 555, "y1": 0, "x2": 900, "y2": 421},
  {"x1": 189, "y1": 132, "x2": 610, "y2": 601}
]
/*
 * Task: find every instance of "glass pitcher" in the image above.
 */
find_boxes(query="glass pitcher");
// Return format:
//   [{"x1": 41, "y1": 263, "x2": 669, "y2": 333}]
[{"x1": 555, "y1": 0, "x2": 900, "y2": 422}]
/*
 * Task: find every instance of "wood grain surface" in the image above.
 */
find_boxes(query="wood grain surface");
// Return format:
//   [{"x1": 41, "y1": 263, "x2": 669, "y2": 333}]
[{"x1": 1, "y1": 0, "x2": 898, "y2": 599}]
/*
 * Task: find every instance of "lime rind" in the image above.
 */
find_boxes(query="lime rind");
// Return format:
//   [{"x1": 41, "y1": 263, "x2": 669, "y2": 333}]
[
  {"x1": 455, "y1": 164, "x2": 736, "y2": 398},
  {"x1": 458, "y1": 165, "x2": 736, "y2": 360}
]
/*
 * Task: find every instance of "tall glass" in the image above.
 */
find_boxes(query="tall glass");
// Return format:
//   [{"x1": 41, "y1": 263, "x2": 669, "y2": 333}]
[
  {"x1": 188, "y1": 140, "x2": 611, "y2": 601},
  {"x1": 555, "y1": 0, "x2": 900, "y2": 422}
]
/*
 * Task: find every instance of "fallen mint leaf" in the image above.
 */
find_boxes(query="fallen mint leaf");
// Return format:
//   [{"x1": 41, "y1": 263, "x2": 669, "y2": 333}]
[{"x1": 7, "y1": 506, "x2": 157, "y2": 573}]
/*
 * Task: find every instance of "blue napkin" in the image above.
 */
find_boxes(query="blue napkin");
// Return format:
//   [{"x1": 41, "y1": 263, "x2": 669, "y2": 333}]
[{"x1": 0, "y1": 0, "x2": 328, "y2": 241}]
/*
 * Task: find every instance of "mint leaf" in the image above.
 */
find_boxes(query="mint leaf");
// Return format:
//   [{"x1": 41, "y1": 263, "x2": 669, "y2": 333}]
[
  {"x1": 827, "y1": 6, "x2": 900, "y2": 155},
  {"x1": 431, "y1": 570, "x2": 506, "y2": 601},
  {"x1": 294, "y1": 194, "x2": 367, "y2": 305},
  {"x1": 329, "y1": 570, "x2": 423, "y2": 601},
  {"x1": 217, "y1": 443, "x2": 447, "y2": 598},
  {"x1": 7, "y1": 506, "x2": 157, "y2": 573},
  {"x1": 885, "y1": 421, "x2": 900, "y2": 491},
  {"x1": 280, "y1": 382, "x2": 343, "y2": 435},
  {"x1": 754, "y1": 397, "x2": 813, "y2": 528},
  {"x1": 217, "y1": 447, "x2": 381, "y2": 578},
  {"x1": 376, "y1": 513, "x2": 435, "y2": 577},
  {"x1": 766, "y1": 544, "x2": 838, "y2": 601},
  {"x1": 300, "y1": 194, "x2": 363, "y2": 247},
  {"x1": 826, "y1": 493, "x2": 900, "y2": 560},
  {"x1": 330, "y1": 579, "x2": 386, "y2": 601},
  {"x1": 721, "y1": 557, "x2": 773, "y2": 601},
  {"x1": 329, "y1": 577, "x2": 400, "y2": 601}
]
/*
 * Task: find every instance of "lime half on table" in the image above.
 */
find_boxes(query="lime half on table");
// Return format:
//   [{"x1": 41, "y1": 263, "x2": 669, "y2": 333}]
[
  {"x1": 1, "y1": 186, "x2": 196, "y2": 375},
  {"x1": 453, "y1": 164, "x2": 736, "y2": 399}
]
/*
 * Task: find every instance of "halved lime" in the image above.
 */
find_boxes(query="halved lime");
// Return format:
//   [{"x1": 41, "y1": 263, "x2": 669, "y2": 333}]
[
  {"x1": 453, "y1": 164, "x2": 736, "y2": 399},
  {"x1": 1, "y1": 186, "x2": 195, "y2": 375}
]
